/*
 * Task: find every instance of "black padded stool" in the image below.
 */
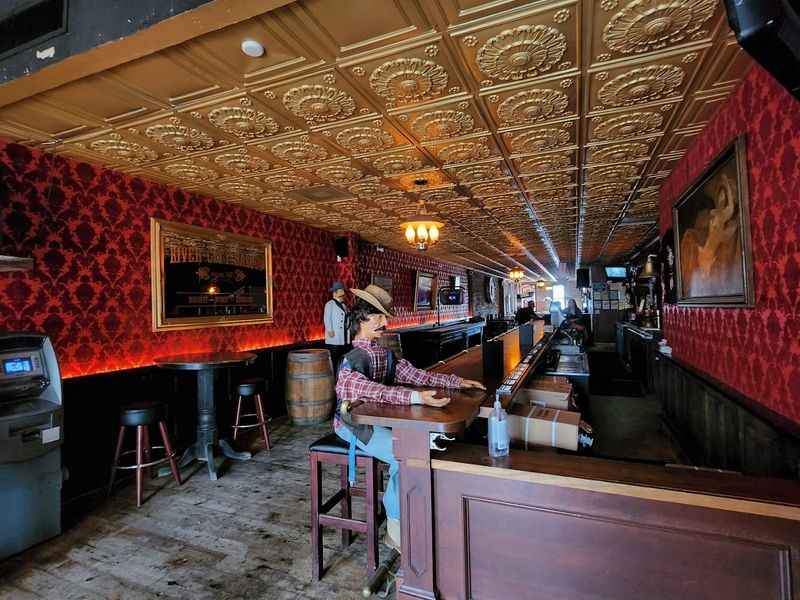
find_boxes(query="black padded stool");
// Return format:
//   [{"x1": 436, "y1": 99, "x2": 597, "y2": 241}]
[
  {"x1": 109, "y1": 401, "x2": 181, "y2": 507},
  {"x1": 309, "y1": 432, "x2": 386, "y2": 580},
  {"x1": 232, "y1": 378, "x2": 271, "y2": 451}
]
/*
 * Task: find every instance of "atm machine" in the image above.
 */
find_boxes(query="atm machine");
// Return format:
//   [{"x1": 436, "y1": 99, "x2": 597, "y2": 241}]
[{"x1": 0, "y1": 333, "x2": 64, "y2": 560}]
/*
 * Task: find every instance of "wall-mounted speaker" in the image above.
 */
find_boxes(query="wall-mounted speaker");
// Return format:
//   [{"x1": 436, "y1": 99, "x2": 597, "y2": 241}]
[
  {"x1": 724, "y1": 0, "x2": 800, "y2": 101},
  {"x1": 576, "y1": 268, "x2": 590, "y2": 288},
  {"x1": 334, "y1": 237, "x2": 349, "y2": 258}
]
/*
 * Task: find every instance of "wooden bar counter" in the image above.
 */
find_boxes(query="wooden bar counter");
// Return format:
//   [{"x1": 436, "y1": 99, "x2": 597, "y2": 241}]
[{"x1": 353, "y1": 325, "x2": 800, "y2": 600}]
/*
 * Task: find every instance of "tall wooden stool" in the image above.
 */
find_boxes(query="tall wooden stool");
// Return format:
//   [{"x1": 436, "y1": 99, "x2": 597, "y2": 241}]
[
  {"x1": 232, "y1": 378, "x2": 271, "y2": 450},
  {"x1": 309, "y1": 432, "x2": 386, "y2": 580},
  {"x1": 109, "y1": 401, "x2": 182, "y2": 507}
]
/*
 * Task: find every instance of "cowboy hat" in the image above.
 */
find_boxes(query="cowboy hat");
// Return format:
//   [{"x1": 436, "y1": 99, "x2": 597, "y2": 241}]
[{"x1": 351, "y1": 284, "x2": 394, "y2": 316}]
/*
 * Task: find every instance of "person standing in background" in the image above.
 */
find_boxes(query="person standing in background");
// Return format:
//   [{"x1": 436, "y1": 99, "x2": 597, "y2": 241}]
[{"x1": 324, "y1": 281, "x2": 350, "y2": 371}]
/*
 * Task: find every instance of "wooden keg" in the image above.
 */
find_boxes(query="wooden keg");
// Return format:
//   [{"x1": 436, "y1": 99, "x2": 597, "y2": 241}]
[
  {"x1": 376, "y1": 332, "x2": 403, "y2": 360},
  {"x1": 286, "y1": 349, "x2": 335, "y2": 425}
]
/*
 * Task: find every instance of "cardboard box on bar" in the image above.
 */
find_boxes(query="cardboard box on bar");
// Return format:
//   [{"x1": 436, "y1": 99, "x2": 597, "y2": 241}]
[
  {"x1": 526, "y1": 374, "x2": 572, "y2": 393},
  {"x1": 516, "y1": 388, "x2": 571, "y2": 410},
  {"x1": 507, "y1": 404, "x2": 581, "y2": 451}
]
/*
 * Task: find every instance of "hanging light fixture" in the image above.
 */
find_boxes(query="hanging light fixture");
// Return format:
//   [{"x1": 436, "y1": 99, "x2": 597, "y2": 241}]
[
  {"x1": 400, "y1": 199, "x2": 443, "y2": 251},
  {"x1": 509, "y1": 268, "x2": 524, "y2": 281},
  {"x1": 536, "y1": 279, "x2": 546, "y2": 288}
]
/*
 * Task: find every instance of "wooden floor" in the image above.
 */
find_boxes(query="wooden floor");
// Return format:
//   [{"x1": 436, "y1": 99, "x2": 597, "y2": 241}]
[{"x1": 0, "y1": 420, "x2": 396, "y2": 599}]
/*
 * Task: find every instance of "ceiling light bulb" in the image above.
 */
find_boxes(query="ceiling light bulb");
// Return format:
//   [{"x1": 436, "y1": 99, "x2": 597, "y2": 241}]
[
  {"x1": 405, "y1": 225, "x2": 416, "y2": 243},
  {"x1": 241, "y1": 39, "x2": 265, "y2": 58},
  {"x1": 416, "y1": 224, "x2": 428, "y2": 241},
  {"x1": 428, "y1": 224, "x2": 439, "y2": 242}
]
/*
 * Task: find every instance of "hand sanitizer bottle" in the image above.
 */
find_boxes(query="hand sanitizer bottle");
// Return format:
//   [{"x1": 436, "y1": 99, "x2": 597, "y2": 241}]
[{"x1": 488, "y1": 398, "x2": 510, "y2": 458}]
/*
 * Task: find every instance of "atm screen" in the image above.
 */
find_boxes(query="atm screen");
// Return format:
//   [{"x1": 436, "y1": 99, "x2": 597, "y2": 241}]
[{"x1": 3, "y1": 358, "x2": 32, "y2": 374}]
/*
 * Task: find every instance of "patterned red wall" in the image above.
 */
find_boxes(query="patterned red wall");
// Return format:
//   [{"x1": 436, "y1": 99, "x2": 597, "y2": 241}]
[
  {"x1": 356, "y1": 242, "x2": 469, "y2": 328},
  {"x1": 659, "y1": 66, "x2": 800, "y2": 424},
  {"x1": 0, "y1": 141, "x2": 470, "y2": 377}
]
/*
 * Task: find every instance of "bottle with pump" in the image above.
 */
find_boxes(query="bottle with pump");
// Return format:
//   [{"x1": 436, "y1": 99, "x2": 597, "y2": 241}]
[{"x1": 488, "y1": 398, "x2": 510, "y2": 458}]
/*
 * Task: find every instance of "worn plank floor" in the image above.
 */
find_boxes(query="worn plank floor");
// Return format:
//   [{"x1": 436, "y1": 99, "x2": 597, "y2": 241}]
[{"x1": 0, "y1": 420, "x2": 397, "y2": 599}]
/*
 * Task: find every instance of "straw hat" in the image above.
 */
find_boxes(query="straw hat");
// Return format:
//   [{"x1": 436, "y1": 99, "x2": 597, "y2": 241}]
[{"x1": 351, "y1": 284, "x2": 394, "y2": 316}]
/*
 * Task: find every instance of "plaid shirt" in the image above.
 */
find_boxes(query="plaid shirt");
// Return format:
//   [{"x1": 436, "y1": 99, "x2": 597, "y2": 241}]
[{"x1": 334, "y1": 338, "x2": 463, "y2": 431}]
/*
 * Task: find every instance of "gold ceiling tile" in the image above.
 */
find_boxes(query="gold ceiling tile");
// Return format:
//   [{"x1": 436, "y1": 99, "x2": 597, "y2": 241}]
[
  {"x1": 369, "y1": 58, "x2": 449, "y2": 105},
  {"x1": 160, "y1": 161, "x2": 219, "y2": 183},
  {"x1": 450, "y1": 163, "x2": 505, "y2": 183},
  {"x1": 369, "y1": 152, "x2": 425, "y2": 175},
  {"x1": 315, "y1": 164, "x2": 364, "y2": 184},
  {"x1": 348, "y1": 178, "x2": 392, "y2": 197},
  {"x1": 469, "y1": 180, "x2": 516, "y2": 198},
  {"x1": 392, "y1": 169, "x2": 448, "y2": 190},
  {"x1": 419, "y1": 187, "x2": 458, "y2": 203},
  {"x1": 409, "y1": 109, "x2": 475, "y2": 141},
  {"x1": 334, "y1": 125, "x2": 395, "y2": 153},
  {"x1": 206, "y1": 102, "x2": 280, "y2": 139},
  {"x1": 588, "y1": 141, "x2": 651, "y2": 164},
  {"x1": 597, "y1": 64, "x2": 685, "y2": 108},
  {"x1": 515, "y1": 152, "x2": 573, "y2": 175},
  {"x1": 476, "y1": 25, "x2": 567, "y2": 82},
  {"x1": 496, "y1": 88, "x2": 569, "y2": 127},
  {"x1": 585, "y1": 164, "x2": 640, "y2": 183},
  {"x1": 212, "y1": 148, "x2": 270, "y2": 175},
  {"x1": 262, "y1": 173, "x2": 311, "y2": 192},
  {"x1": 270, "y1": 139, "x2": 329, "y2": 164},
  {"x1": 436, "y1": 140, "x2": 492, "y2": 164},
  {"x1": 507, "y1": 127, "x2": 571, "y2": 155},
  {"x1": 144, "y1": 118, "x2": 216, "y2": 152},
  {"x1": 601, "y1": 0, "x2": 717, "y2": 55},
  {"x1": 89, "y1": 133, "x2": 159, "y2": 164},
  {"x1": 585, "y1": 182, "x2": 631, "y2": 197},
  {"x1": 217, "y1": 180, "x2": 264, "y2": 198},
  {"x1": 525, "y1": 172, "x2": 573, "y2": 190},
  {"x1": 282, "y1": 84, "x2": 356, "y2": 124},
  {"x1": 590, "y1": 111, "x2": 663, "y2": 141}
]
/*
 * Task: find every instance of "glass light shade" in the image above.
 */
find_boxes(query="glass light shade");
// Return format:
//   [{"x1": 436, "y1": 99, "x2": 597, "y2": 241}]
[
  {"x1": 405, "y1": 225, "x2": 416, "y2": 243},
  {"x1": 416, "y1": 224, "x2": 428, "y2": 241},
  {"x1": 428, "y1": 224, "x2": 439, "y2": 242}
]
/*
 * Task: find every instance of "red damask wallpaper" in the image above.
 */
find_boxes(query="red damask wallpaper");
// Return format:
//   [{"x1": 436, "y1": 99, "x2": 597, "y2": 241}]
[
  {"x1": 659, "y1": 65, "x2": 800, "y2": 424},
  {"x1": 0, "y1": 141, "x2": 468, "y2": 378}
]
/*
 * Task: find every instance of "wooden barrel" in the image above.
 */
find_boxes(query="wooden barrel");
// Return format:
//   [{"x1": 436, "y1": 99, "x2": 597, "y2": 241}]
[
  {"x1": 286, "y1": 349, "x2": 335, "y2": 425},
  {"x1": 376, "y1": 332, "x2": 403, "y2": 360}
]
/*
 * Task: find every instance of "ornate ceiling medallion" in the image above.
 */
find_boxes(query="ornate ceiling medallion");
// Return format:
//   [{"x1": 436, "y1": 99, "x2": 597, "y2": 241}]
[
  {"x1": 89, "y1": 134, "x2": 158, "y2": 164},
  {"x1": 509, "y1": 128, "x2": 570, "y2": 154},
  {"x1": 592, "y1": 111, "x2": 663, "y2": 140},
  {"x1": 470, "y1": 181, "x2": 515, "y2": 197},
  {"x1": 420, "y1": 188, "x2": 458, "y2": 203},
  {"x1": 527, "y1": 173, "x2": 572, "y2": 190},
  {"x1": 369, "y1": 58, "x2": 448, "y2": 103},
  {"x1": 518, "y1": 153, "x2": 571, "y2": 173},
  {"x1": 218, "y1": 181, "x2": 263, "y2": 198},
  {"x1": 453, "y1": 164, "x2": 504, "y2": 182},
  {"x1": 590, "y1": 142, "x2": 650, "y2": 164},
  {"x1": 586, "y1": 164, "x2": 640, "y2": 183},
  {"x1": 335, "y1": 126, "x2": 394, "y2": 153},
  {"x1": 372, "y1": 153, "x2": 423, "y2": 175},
  {"x1": 213, "y1": 153, "x2": 269, "y2": 176},
  {"x1": 282, "y1": 85, "x2": 356, "y2": 123},
  {"x1": 315, "y1": 164, "x2": 363, "y2": 184},
  {"x1": 476, "y1": 25, "x2": 567, "y2": 81},
  {"x1": 586, "y1": 182, "x2": 631, "y2": 197},
  {"x1": 262, "y1": 174, "x2": 310, "y2": 191},
  {"x1": 603, "y1": 0, "x2": 716, "y2": 54},
  {"x1": 161, "y1": 161, "x2": 218, "y2": 182},
  {"x1": 270, "y1": 140, "x2": 328, "y2": 164},
  {"x1": 497, "y1": 88, "x2": 569, "y2": 125},
  {"x1": 144, "y1": 123, "x2": 214, "y2": 152},
  {"x1": 410, "y1": 110, "x2": 474, "y2": 140},
  {"x1": 207, "y1": 106, "x2": 279, "y2": 139},
  {"x1": 437, "y1": 141, "x2": 492, "y2": 164},
  {"x1": 348, "y1": 179, "x2": 391, "y2": 197},
  {"x1": 598, "y1": 65, "x2": 685, "y2": 107}
]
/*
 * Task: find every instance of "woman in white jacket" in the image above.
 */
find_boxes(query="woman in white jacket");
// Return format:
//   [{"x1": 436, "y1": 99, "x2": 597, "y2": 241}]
[{"x1": 323, "y1": 281, "x2": 350, "y2": 370}]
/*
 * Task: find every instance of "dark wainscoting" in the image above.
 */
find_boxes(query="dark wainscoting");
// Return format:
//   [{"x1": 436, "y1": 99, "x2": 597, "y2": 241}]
[
  {"x1": 61, "y1": 340, "x2": 324, "y2": 504},
  {"x1": 654, "y1": 353, "x2": 800, "y2": 479}
]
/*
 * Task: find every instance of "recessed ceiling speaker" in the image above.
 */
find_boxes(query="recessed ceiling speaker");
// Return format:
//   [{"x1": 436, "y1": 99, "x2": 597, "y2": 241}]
[
  {"x1": 723, "y1": 0, "x2": 800, "y2": 101},
  {"x1": 334, "y1": 237, "x2": 349, "y2": 258}
]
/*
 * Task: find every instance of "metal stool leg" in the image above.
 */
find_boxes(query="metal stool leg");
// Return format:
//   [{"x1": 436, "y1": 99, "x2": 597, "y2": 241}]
[
  {"x1": 142, "y1": 426, "x2": 153, "y2": 479},
  {"x1": 135, "y1": 425, "x2": 145, "y2": 507},
  {"x1": 253, "y1": 393, "x2": 272, "y2": 450},
  {"x1": 108, "y1": 425, "x2": 126, "y2": 497},
  {"x1": 366, "y1": 458, "x2": 380, "y2": 573},
  {"x1": 310, "y1": 453, "x2": 323, "y2": 581},
  {"x1": 158, "y1": 421, "x2": 182, "y2": 486},
  {"x1": 232, "y1": 395, "x2": 244, "y2": 441},
  {"x1": 340, "y1": 464, "x2": 353, "y2": 549}
]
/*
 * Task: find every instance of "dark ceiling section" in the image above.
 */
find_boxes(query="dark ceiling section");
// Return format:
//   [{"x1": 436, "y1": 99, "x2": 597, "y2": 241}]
[{"x1": 0, "y1": 0, "x2": 213, "y2": 83}]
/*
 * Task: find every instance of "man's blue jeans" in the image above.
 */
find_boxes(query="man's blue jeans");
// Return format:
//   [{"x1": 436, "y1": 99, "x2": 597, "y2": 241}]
[{"x1": 335, "y1": 425, "x2": 400, "y2": 520}]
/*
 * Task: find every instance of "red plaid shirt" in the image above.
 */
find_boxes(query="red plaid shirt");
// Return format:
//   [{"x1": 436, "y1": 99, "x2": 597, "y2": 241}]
[{"x1": 334, "y1": 338, "x2": 463, "y2": 430}]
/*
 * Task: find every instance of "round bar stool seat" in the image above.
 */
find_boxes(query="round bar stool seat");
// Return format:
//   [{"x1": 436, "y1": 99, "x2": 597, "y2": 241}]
[
  {"x1": 309, "y1": 432, "x2": 370, "y2": 457},
  {"x1": 120, "y1": 402, "x2": 164, "y2": 427},
  {"x1": 236, "y1": 379, "x2": 261, "y2": 397},
  {"x1": 232, "y1": 378, "x2": 272, "y2": 451}
]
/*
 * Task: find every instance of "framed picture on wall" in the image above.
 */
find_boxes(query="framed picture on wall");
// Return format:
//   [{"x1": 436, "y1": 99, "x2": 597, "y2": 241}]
[
  {"x1": 371, "y1": 273, "x2": 393, "y2": 297},
  {"x1": 672, "y1": 136, "x2": 754, "y2": 306},
  {"x1": 150, "y1": 218, "x2": 273, "y2": 331},
  {"x1": 414, "y1": 271, "x2": 436, "y2": 311}
]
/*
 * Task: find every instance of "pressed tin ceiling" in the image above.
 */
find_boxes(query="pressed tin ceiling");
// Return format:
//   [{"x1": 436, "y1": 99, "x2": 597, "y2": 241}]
[{"x1": 0, "y1": 0, "x2": 751, "y2": 280}]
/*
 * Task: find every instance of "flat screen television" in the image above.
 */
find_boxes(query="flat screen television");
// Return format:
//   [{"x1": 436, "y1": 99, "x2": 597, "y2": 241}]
[{"x1": 604, "y1": 265, "x2": 628, "y2": 280}]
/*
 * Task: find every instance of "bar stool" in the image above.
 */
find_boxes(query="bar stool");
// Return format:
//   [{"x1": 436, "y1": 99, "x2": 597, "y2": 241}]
[
  {"x1": 232, "y1": 378, "x2": 271, "y2": 450},
  {"x1": 108, "y1": 401, "x2": 182, "y2": 507},
  {"x1": 309, "y1": 432, "x2": 386, "y2": 580}
]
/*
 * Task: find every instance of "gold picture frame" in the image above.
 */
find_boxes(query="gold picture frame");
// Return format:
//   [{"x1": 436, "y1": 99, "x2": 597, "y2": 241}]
[{"x1": 150, "y1": 218, "x2": 273, "y2": 331}]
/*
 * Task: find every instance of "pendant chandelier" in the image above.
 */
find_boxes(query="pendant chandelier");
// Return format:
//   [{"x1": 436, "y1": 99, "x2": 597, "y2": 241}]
[
  {"x1": 509, "y1": 268, "x2": 524, "y2": 281},
  {"x1": 400, "y1": 200, "x2": 443, "y2": 251}
]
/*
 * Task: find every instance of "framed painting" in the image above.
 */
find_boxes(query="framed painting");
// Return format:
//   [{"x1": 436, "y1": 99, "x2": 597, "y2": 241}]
[
  {"x1": 673, "y1": 136, "x2": 754, "y2": 306},
  {"x1": 371, "y1": 273, "x2": 393, "y2": 297},
  {"x1": 150, "y1": 218, "x2": 273, "y2": 331},
  {"x1": 414, "y1": 271, "x2": 436, "y2": 311}
]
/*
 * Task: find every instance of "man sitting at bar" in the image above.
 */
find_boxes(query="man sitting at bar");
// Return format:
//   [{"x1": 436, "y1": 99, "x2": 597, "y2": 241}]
[{"x1": 334, "y1": 284, "x2": 485, "y2": 551}]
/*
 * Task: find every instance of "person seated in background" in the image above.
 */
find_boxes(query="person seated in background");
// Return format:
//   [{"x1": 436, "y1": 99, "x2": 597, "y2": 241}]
[
  {"x1": 514, "y1": 300, "x2": 540, "y2": 325},
  {"x1": 563, "y1": 298, "x2": 583, "y2": 323}
]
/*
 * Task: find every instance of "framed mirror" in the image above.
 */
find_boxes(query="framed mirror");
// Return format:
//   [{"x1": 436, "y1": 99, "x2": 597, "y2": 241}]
[{"x1": 150, "y1": 218, "x2": 273, "y2": 331}]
